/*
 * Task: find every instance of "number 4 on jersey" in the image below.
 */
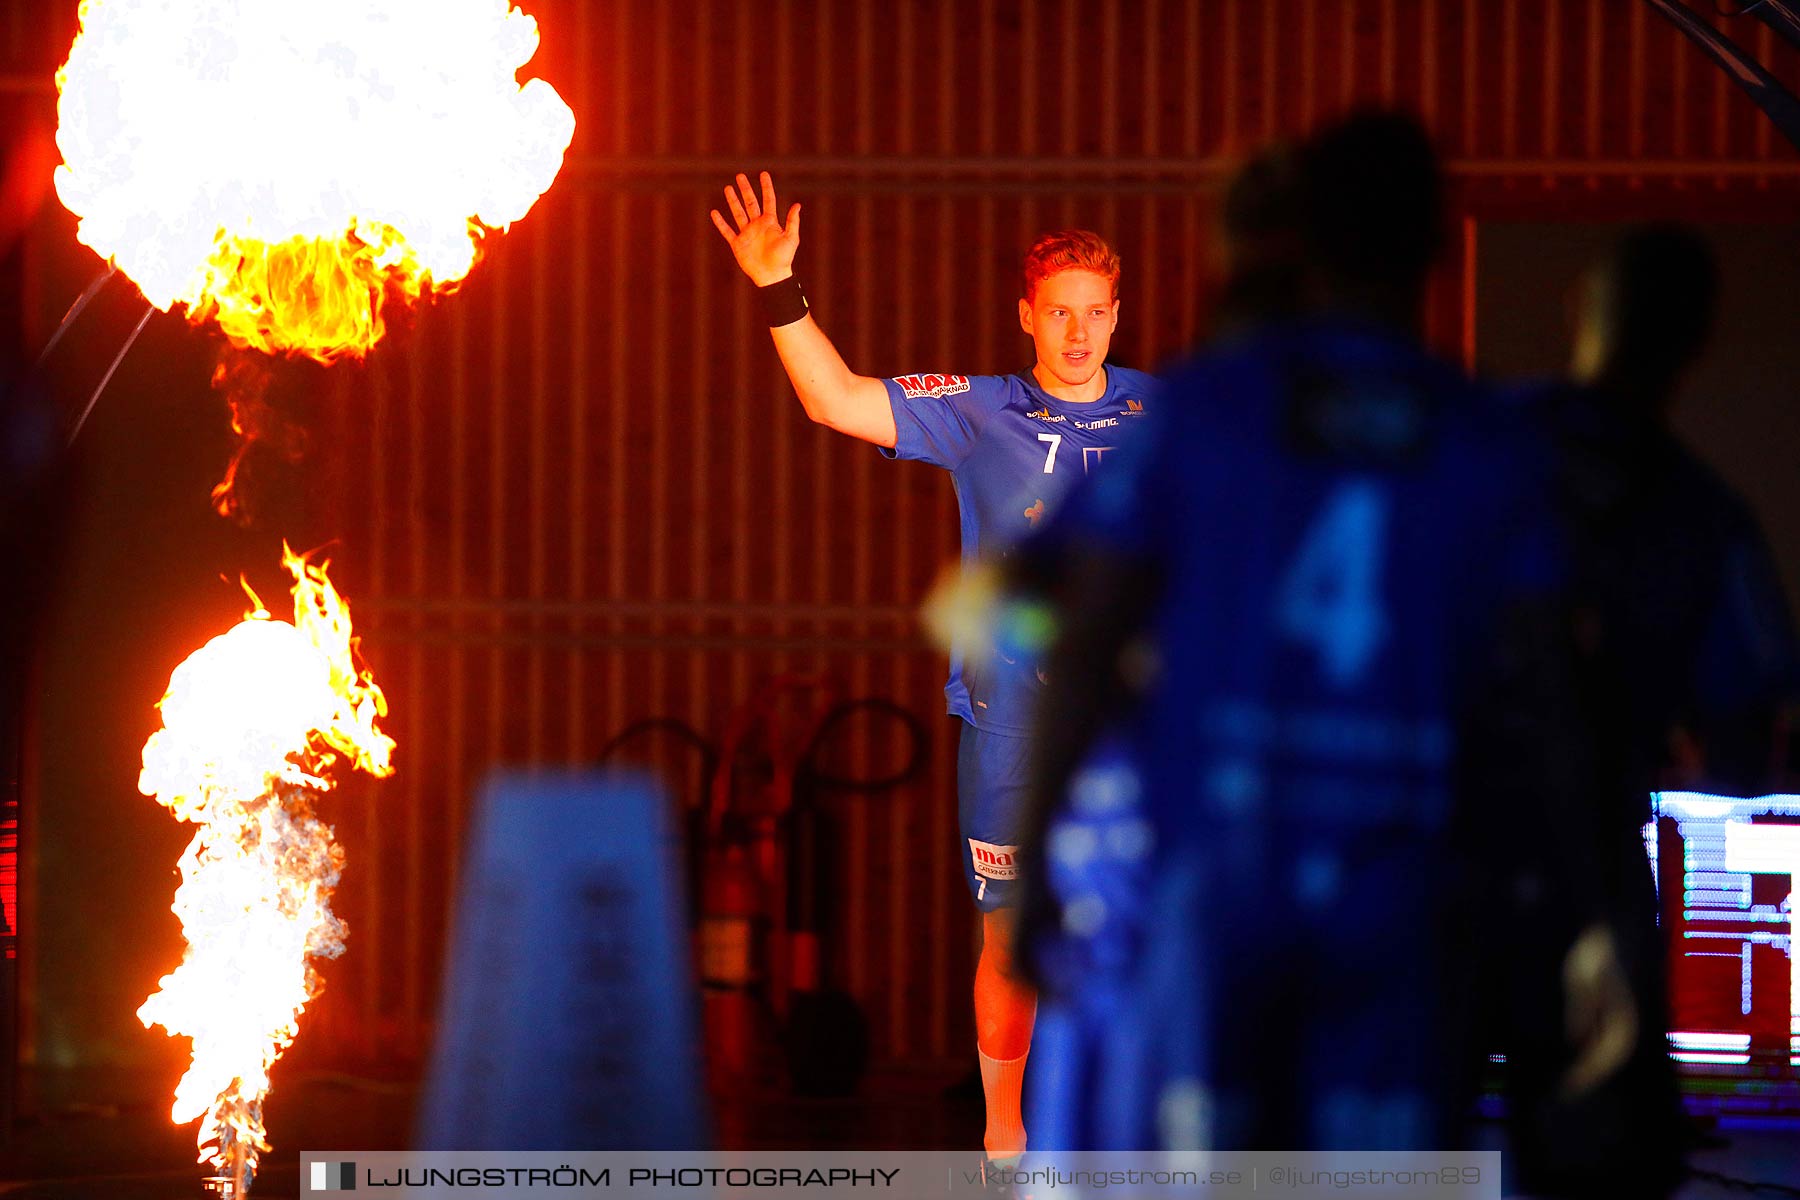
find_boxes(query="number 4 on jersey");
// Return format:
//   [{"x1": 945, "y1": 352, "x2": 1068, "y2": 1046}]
[{"x1": 1274, "y1": 480, "x2": 1389, "y2": 689}]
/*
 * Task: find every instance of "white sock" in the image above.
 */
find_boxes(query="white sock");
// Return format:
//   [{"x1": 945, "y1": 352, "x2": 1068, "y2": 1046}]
[{"x1": 979, "y1": 1046, "x2": 1029, "y2": 1159}]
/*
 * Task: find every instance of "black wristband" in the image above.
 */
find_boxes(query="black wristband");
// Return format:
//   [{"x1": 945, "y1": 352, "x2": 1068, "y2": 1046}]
[{"x1": 757, "y1": 276, "x2": 810, "y2": 327}]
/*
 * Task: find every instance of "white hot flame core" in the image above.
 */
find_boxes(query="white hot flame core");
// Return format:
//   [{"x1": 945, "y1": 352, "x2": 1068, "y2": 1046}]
[
  {"x1": 55, "y1": 0, "x2": 576, "y2": 360},
  {"x1": 137, "y1": 548, "x2": 394, "y2": 1180}
]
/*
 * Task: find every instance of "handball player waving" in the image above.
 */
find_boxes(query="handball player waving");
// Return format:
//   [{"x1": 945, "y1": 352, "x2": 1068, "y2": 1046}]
[{"x1": 711, "y1": 170, "x2": 1155, "y2": 1166}]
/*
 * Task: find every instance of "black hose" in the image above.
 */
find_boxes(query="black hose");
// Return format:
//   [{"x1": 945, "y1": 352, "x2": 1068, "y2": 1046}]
[
  {"x1": 594, "y1": 717, "x2": 719, "y2": 809},
  {"x1": 796, "y1": 697, "x2": 930, "y2": 795},
  {"x1": 595, "y1": 717, "x2": 720, "y2": 925}
]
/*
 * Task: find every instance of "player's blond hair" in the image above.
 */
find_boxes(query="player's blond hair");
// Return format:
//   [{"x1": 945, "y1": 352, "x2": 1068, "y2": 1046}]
[{"x1": 1023, "y1": 229, "x2": 1121, "y2": 302}]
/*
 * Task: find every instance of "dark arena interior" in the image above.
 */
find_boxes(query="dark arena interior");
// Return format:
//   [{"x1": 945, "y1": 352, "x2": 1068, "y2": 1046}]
[{"x1": 1, "y1": 2, "x2": 1800, "y2": 1198}]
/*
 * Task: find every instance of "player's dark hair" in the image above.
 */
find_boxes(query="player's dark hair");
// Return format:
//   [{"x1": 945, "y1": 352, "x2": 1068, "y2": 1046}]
[
  {"x1": 1602, "y1": 223, "x2": 1719, "y2": 377},
  {"x1": 1224, "y1": 144, "x2": 1303, "y2": 250},
  {"x1": 1218, "y1": 143, "x2": 1305, "y2": 329},
  {"x1": 1297, "y1": 110, "x2": 1444, "y2": 295}
]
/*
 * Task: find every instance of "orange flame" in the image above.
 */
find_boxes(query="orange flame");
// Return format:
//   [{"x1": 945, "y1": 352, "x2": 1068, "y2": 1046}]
[
  {"x1": 137, "y1": 545, "x2": 393, "y2": 1182},
  {"x1": 53, "y1": 0, "x2": 575, "y2": 363}
]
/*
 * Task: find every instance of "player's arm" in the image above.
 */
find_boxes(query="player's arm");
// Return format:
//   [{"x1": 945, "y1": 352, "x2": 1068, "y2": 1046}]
[{"x1": 710, "y1": 171, "x2": 897, "y2": 449}]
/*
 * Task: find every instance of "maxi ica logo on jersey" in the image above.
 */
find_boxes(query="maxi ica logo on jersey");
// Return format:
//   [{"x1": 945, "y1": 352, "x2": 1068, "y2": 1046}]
[
  {"x1": 967, "y1": 838, "x2": 1020, "y2": 880},
  {"x1": 893, "y1": 373, "x2": 971, "y2": 399}
]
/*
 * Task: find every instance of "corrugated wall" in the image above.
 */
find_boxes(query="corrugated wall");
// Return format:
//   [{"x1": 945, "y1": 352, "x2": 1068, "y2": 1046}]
[{"x1": 12, "y1": 0, "x2": 1800, "y2": 1070}]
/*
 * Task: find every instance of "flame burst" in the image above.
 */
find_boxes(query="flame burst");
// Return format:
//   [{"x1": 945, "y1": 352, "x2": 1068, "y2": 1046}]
[
  {"x1": 54, "y1": 0, "x2": 575, "y2": 363},
  {"x1": 137, "y1": 546, "x2": 394, "y2": 1184}
]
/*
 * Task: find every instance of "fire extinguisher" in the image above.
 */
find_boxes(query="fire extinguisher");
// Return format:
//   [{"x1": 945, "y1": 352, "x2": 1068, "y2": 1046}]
[
  {"x1": 697, "y1": 838, "x2": 762, "y2": 1091},
  {"x1": 698, "y1": 674, "x2": 837, "y2": 1090}
]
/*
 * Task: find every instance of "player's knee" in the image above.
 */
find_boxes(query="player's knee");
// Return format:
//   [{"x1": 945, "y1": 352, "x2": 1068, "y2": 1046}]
[{"x1": 981, "y1": 907, "x2": 1025, "y2": 977}]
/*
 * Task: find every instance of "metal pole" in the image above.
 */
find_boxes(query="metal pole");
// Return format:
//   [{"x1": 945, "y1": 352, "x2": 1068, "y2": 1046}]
[{"x1": 1647, "y1": 0, "x2": 1800, "y2": 152}]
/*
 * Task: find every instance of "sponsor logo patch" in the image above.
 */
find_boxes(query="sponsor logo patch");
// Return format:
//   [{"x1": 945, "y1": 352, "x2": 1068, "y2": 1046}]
[
  {"x1": 1026, "y1": 407, "x2": 1067, "y2": 423},
  {"x1": 893, "y1": 373, "x2": 971, "y2": 399},
  {"x1": 1125, "y1": 398, "x2": 1146, "y2": 414},
  {"x1": 968, "y1": 838, "x2": 1020, "y2": 881}
]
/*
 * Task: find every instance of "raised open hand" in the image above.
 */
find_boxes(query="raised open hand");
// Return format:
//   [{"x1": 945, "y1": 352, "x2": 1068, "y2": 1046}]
[{"x1": 710, "y1": 170, "x2": 801, "y2": 287}]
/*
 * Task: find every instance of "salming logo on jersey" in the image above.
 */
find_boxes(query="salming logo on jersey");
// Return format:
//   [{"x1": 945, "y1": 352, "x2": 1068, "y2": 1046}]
[{"x1": 893, "y1": 373, "x2": 971, "y2": 399}]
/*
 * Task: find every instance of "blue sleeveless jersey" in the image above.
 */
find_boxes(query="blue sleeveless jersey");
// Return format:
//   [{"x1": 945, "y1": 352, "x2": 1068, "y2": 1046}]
[{"x1": 882, "y1": 364, "x2": 1159, "y2": 734}]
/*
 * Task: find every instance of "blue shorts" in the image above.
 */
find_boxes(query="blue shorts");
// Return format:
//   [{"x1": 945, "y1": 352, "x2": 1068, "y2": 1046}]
[{"x1": 956, "y1": 720, "x2": 1033, "y2": 912}]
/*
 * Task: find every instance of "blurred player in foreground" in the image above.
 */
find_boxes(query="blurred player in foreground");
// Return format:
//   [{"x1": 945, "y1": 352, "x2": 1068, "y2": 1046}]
[
  {"x1": 1014, "y1": 111, "x2": 1632, "y2": 1153},
  {"x1": 1558, "y1": 225, "x2": 1797, "y2": 816},
  {"x1": 711, "y1": 171, "x2": 1155, "y2": 1164},
  {"x1": 1495, "y1": 225, "x2": 1800, "y2": 1196},
  {"x1": 1005, "y1": 144, "x2": 1306, "y2": 1153}
]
